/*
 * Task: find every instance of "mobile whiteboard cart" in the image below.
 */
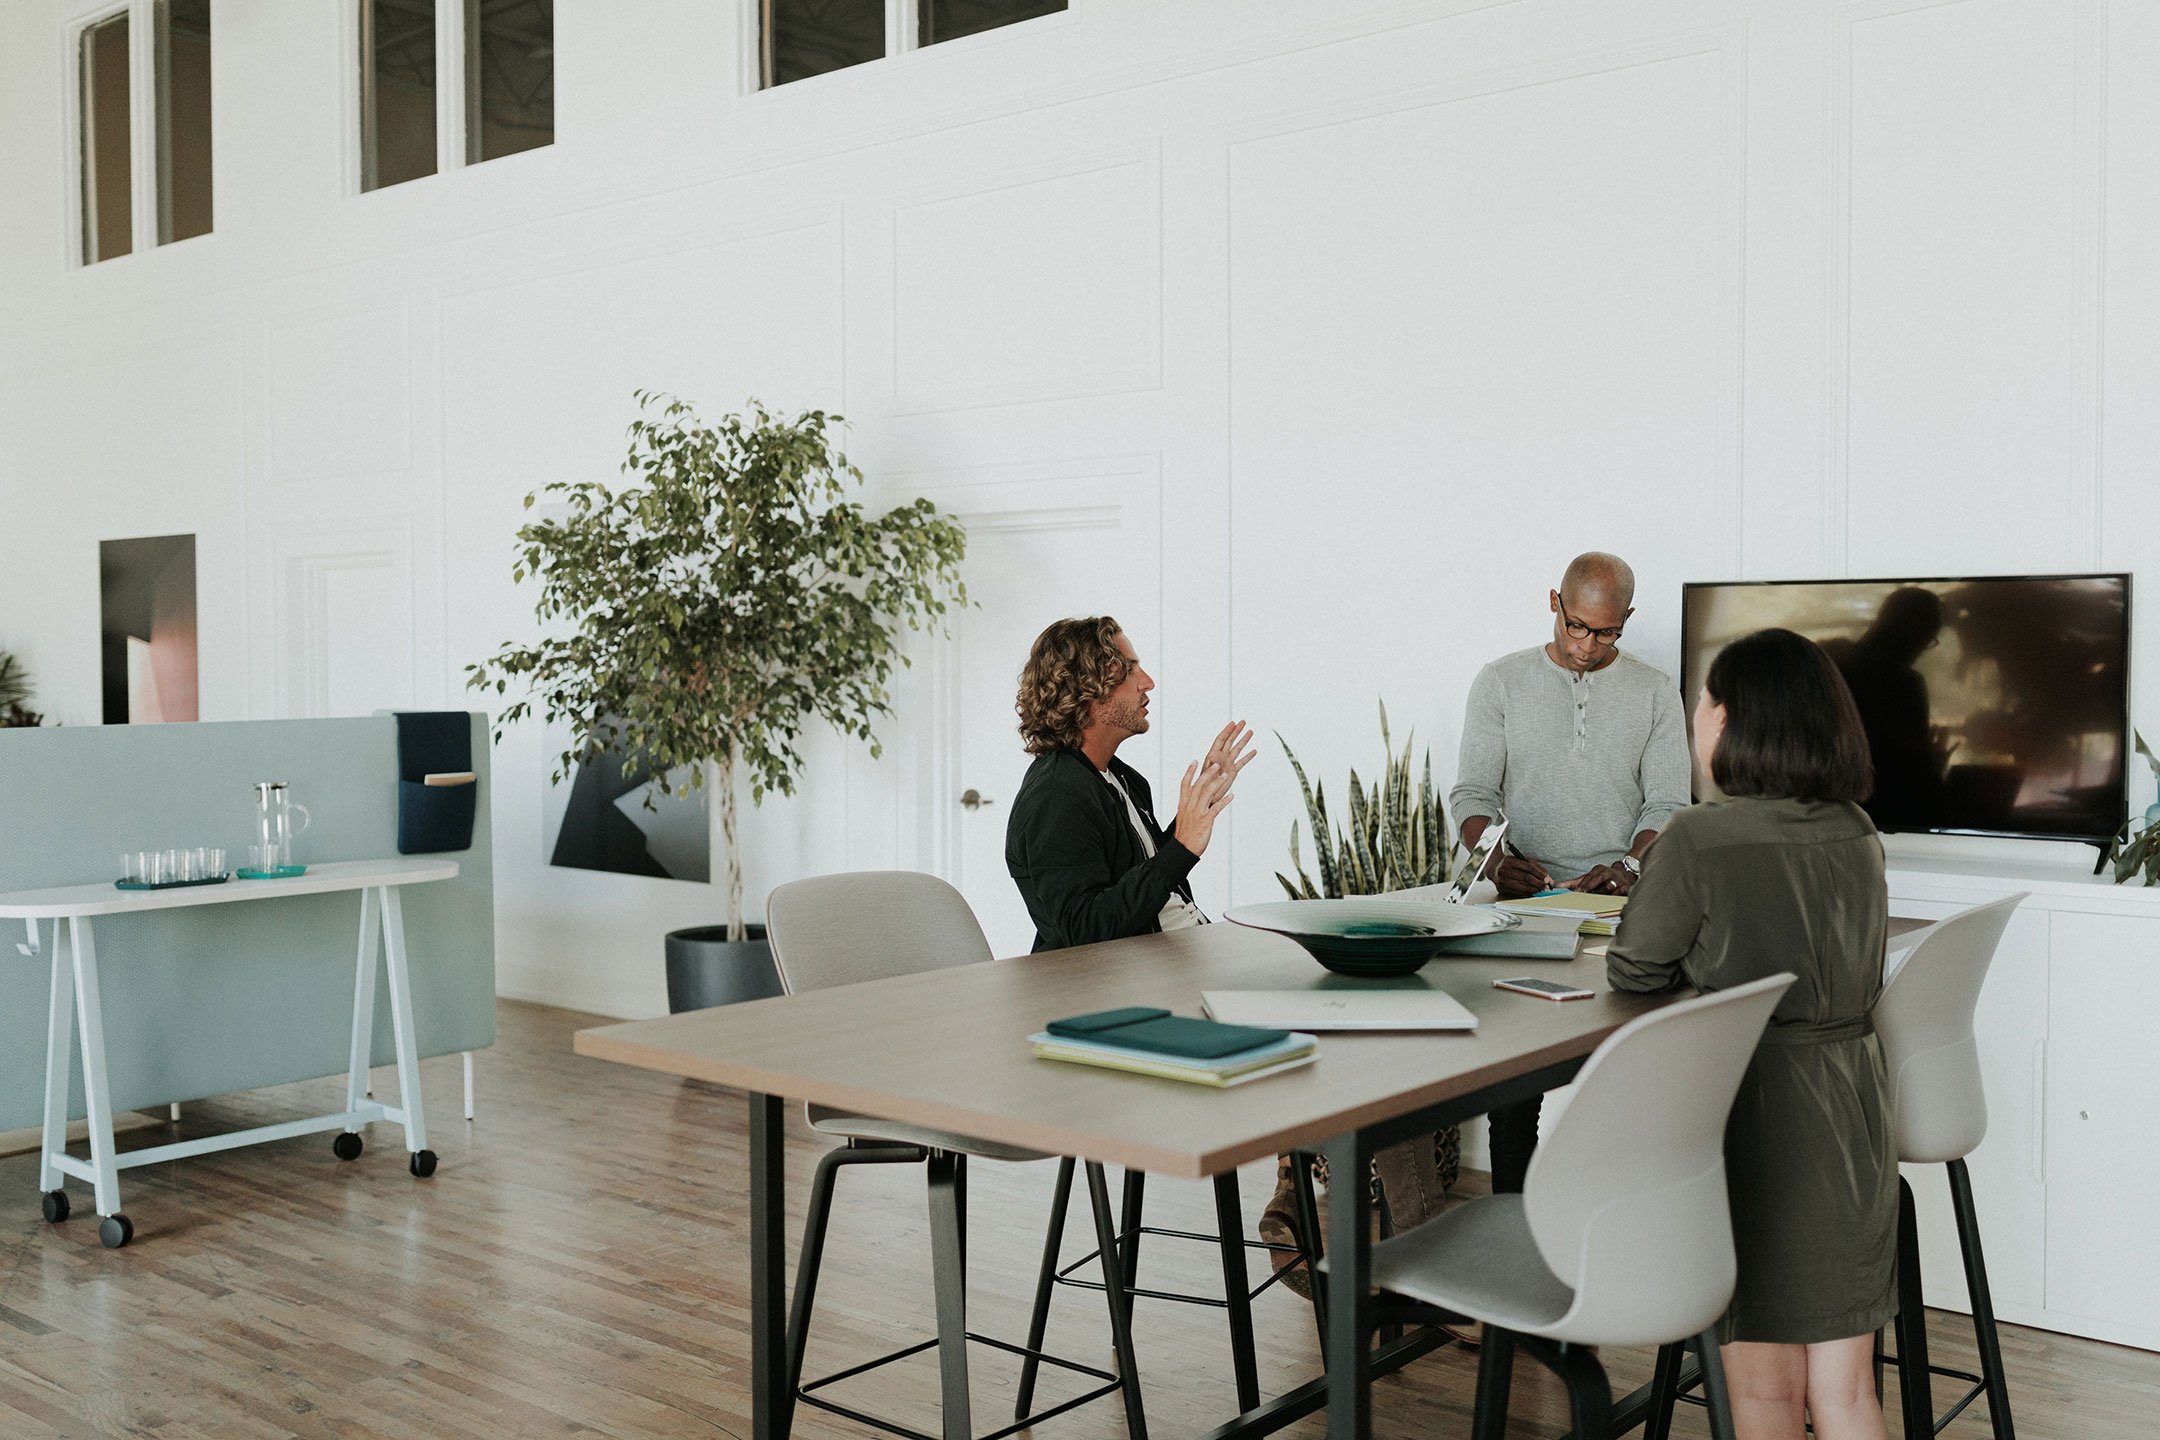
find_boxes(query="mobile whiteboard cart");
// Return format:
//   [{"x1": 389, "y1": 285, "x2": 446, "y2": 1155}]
[{"x1": 1, "y1": 858, "x2": 458, "y2": 1248}]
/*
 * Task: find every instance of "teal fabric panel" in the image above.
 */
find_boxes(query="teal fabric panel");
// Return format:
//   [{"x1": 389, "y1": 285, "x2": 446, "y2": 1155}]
[{"x1": 0, "y1": 715, "x2": 496, "y2": 1130}]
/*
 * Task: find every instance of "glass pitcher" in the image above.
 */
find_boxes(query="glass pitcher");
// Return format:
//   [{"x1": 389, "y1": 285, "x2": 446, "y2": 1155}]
[{"x1": 251, "y1": 781, "x2": 312, "y2": 870}]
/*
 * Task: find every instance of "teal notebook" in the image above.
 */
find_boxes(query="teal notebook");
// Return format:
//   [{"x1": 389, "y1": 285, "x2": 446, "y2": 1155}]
[{"x1": 1044, "y1": 1006, "x2": 1290, "y2": 1060}]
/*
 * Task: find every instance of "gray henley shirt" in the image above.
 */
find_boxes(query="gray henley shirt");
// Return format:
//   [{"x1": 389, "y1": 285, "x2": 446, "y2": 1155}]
[{"x1": 1447, "y1": 644, "x2": 1691, "y2": 882}]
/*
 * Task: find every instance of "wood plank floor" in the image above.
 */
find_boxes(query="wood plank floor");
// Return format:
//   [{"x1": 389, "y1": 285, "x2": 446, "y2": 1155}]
[{"x1": 2, "y1": 998, "x2": 2154, "y2": 1438}]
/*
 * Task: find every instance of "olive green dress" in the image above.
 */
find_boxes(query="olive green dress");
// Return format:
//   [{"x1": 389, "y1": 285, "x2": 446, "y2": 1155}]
[{"x1": 1606, "y1": 797, "x2": 1897, "y2": 1345}]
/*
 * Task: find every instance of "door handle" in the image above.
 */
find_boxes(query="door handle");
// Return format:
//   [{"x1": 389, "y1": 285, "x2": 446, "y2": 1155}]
[{"x1": 960, "y1": 789, "x2": 996, "y2": 811}]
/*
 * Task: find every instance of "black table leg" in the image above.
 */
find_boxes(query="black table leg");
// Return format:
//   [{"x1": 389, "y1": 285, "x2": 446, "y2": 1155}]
[
  {"x1": 1319, "y1": 1129, "x2": 1373, "y2": 1439},
  {"x1": 750, "y1": 1092, "x2": 788, "y2": 1440},
  {"x1": 1213, "y1": 1171, "x2": 1262, "y2": 1413}
]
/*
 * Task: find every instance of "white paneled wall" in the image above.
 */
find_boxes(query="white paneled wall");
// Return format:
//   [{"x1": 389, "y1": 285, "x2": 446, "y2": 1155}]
[{"x1": 3, "y1": 0, "x2": 2157, "y2": 1016}]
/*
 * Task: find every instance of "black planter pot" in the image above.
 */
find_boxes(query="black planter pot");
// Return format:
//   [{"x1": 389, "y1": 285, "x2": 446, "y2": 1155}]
[{"x1": 664, "y1": 923, "x2": 781, "y2": 1014}]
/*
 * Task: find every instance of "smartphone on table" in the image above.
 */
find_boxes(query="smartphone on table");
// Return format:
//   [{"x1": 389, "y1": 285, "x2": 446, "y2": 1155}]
[{"x1": 1493, "y1": 976, "x2": 1595, "y2": 1001}]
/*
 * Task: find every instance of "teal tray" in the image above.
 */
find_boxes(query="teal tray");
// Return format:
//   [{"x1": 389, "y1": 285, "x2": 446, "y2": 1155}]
[
  {"x1": 116, "y1": 874, "x2": 231, "y2": 891},
  {"x1": 235, "y1": 865, "x2": 307, "y2": 880}
]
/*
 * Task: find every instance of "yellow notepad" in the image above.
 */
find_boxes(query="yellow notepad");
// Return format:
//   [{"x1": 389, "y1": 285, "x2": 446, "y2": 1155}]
[
  {"x1": 1033, "y1": 1042, "x2": 1317, "y2": 1087},
  {"x1": 1496, "y1": 891, "x2": 1628, "y2": 919}
]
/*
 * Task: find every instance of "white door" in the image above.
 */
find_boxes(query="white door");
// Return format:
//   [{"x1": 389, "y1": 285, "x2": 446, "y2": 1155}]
[{"x1": 906, "y1": 460, "x2": 1161, "y2": 958}]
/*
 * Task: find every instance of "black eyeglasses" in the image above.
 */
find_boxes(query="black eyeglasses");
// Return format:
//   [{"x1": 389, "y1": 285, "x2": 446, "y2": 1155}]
[{"x1": 1558, "y1": 597, "x2": 1625, "y2": 647}]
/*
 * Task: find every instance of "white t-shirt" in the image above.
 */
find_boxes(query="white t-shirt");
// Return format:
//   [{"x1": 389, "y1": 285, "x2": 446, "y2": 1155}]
[{"x1": 1102, "y1": 769, "x2": 1207, "y2": 932}]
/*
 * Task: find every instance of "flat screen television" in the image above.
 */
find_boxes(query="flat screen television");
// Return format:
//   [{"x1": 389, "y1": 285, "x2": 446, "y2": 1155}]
[{"x1": 1680, "y1": 574, "x2": 2131, "y2": 845}]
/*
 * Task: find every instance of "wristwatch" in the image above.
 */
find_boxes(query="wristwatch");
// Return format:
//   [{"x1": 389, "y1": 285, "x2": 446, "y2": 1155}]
[{"x1": 1618, "y1": 854, "x2": 1642, "y2": 876}]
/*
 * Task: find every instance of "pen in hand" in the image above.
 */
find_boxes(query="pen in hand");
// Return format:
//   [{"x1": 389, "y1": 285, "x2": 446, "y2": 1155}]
[{"x1": 1494, "y1": 840, "x2": 1552, "y2": 897}]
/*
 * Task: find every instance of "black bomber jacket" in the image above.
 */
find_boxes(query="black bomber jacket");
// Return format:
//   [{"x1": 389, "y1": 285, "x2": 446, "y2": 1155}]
[{"x1": 1004, "y1": 748, "x2": 1198, "y2": 953}]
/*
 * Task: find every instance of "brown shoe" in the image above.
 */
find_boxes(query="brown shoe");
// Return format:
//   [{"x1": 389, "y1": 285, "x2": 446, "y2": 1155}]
[{"x1": 1257, "y1": 1174, "x2": 1314, "y2": 1301}]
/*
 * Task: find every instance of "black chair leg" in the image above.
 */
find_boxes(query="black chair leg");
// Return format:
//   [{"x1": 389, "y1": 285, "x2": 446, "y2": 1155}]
[
  {"x1": 1551, "y1": 1341, "x2": 1614, "y2": 1440},
  {"x1": 1893, "y1": 1176, "x2": 1935, "y2": 1440},
  {"x1": 926, "y1": 1150, "x2": 972, "y2": 1440},
  {"x1": 1374, "y1": 1183, "x2": 1401, "y2": 1348},
  {"x1": 1696, "y1": 1328, "x2": 1737, "y2": 1440},
  {"x1": 1644, "y1": 1339, "x2": 1686, "y2": 1440},
  {"x1": 1291, "y1": 1151, "x2": 1329, "y2": 1351},
  {"x1": 1875, "y1": 1326, "x2": 1887, "y2": 1405},
  {"x1": 1948, "y1": 1158, "x2": 2017, "y2": 1440},
  {"x1": 1013, "y1": 1156, "x2": 1075, "y2": 1421},
  {"x1": 1086, "y1": 1162, "x2": 1149, "y2": 1440},
  {"x1": 1118, "y1": 1168, "x2": 1146, "y2": 1326},
  {"x1": 1470, "y1": 1324, "x2": 1515, "y2": 1440},
  {"x1": 1211, "y1": 1171, "x2": 1262, "y2": 1412}
]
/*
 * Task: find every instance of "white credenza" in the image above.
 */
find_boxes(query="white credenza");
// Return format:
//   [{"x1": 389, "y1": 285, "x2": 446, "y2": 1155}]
[{"x1": 1887, "y1": 849, "x2": 2160, "y2": 1353}]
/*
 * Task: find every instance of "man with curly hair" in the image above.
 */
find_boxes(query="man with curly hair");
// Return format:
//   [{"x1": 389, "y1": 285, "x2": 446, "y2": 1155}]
[{"x1": 1005, "y1": 616, "x2": 1254, "y2": 952}]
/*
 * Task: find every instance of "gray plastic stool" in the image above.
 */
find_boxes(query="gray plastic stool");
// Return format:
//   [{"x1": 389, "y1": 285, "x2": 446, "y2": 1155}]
[
  {"x1": 1349, "y1": 973, "x2": 1793, "y2": 1440},
  {"x1": 767, "y1": 872, "x2": 1147, "y2": 1440},
  {"x1": 1876, "y1": 892, "x2": 2027, "y2": 1440}
]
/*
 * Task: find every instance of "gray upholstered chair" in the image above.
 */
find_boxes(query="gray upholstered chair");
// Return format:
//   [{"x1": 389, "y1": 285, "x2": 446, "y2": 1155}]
[
  {"x1": 765, "y1": 871, "x2": 1144, "y2": 1440},
  {"x1": 1875, "y1": 892, "x2": 2027, "y2": 1440},
  {"x1": 1350, "y1": 973, "x2": 1794, "y2": 1440}
]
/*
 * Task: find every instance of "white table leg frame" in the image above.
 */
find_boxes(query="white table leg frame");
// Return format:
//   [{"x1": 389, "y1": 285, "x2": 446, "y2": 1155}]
[{"x1": 39, "y1": 884, "x2": 438, "y2": 1250}]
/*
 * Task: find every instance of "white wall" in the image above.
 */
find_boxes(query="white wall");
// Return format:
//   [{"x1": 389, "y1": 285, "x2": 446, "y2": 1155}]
[{"x1": 3, "y1": 0, "x2": 2157, "y2": 1017}]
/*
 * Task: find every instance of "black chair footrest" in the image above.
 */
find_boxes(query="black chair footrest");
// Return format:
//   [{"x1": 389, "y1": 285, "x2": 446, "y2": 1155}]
[
  {"x1": 1875, "y1": 1355, "x2": 1992, "y2": 1434},
  {"x1": 800, "y1": 1330, "x2": 1122, "y2": 1440},
  {"x1": 1050, "y1": 1222, "x2": 1310, "y2": 1306}
]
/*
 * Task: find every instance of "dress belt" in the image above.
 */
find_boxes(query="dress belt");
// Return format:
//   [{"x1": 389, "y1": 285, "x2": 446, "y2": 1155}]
[{"x1": 1758, "y1": 1015, "x2": 1875, "y2": 1047}]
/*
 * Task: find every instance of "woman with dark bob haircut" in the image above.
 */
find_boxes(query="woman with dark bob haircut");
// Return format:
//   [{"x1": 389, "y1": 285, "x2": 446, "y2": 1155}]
[{"x1": 1607, "y1": 628, "x2": 1894, "y2": 1440}]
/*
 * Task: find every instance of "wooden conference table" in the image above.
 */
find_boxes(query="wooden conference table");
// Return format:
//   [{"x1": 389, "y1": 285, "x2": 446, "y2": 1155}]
[
  {"x1": 578, "y1": 918, "x2": 1652, "y2": 1440},
  {"x1": 579, "y1": 915, "x2": 1933, "y2": 1440}
]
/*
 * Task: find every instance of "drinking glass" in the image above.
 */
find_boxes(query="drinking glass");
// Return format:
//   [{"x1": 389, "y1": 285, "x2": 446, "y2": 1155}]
[
  {"x1": 141, "y1": 851, "x2": 166, "y2": 885},
  {"x1": 120, "y1": 852, "x2": 140, "y2": 883},
  {"x1": 168, "y1": 848, "x2": 194, "y2": 882},
  {"x1": 201, "y1": 847, "x2": 225, "y2": 878}
]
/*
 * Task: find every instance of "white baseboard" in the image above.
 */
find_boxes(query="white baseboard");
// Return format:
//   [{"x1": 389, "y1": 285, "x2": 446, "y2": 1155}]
[{"x1": 495, "y1": 954, "x2": 665, "y2": 1022}]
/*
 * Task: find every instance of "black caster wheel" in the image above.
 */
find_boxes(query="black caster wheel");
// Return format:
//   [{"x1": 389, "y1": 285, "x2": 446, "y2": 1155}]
[
  {"x1": 98, "y1": 1213, "x2": 133, "y2": 1249},
  {"x1": 409, "y1": 1149, "x2": 437, "y2": 1179},
  {"x1": 332, "y1": 1132, "x2": 364, "y2": 1161},
  {"x1": 40, "y1": 1190, "x2": 69, "y2": 1224}
]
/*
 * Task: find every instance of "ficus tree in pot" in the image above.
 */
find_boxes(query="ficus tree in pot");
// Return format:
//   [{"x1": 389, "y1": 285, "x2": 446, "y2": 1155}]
[{"x1": 469, "y1": 391, "x2": 969, "y2": 953}]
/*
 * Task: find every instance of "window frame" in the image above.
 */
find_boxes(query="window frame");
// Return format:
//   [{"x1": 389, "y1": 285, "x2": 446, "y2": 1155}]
[
  {"x1": 747, "y1": 0, "x2": 1074, "y2": 93},
  {"x1": 63, "y1": 1, "x2": 152, "y2": 269},
  {"x1": 63, "y1": 0, "x2": 216, "y2": 268},
  {"x1": 347, "y1": 0, "x2": 553, "y2": 198}
]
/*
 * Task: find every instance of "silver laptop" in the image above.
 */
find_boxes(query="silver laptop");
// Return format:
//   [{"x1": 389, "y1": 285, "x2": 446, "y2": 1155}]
[{"x1": 1201, "y1": 989, "x2": 1478, "y2": 1032}]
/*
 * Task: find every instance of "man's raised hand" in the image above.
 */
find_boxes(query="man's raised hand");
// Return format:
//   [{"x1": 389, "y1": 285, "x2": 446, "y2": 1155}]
[{"x1": 1172, "y1": 721, "x2": 1257, "y2": 857}]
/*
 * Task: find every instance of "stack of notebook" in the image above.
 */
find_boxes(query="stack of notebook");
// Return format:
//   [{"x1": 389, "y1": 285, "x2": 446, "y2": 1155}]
[
  {"x1": 1031, "y1": 1006, "x2": 1317, "y2": 1087},
  {"x1": 1577, "y1": 914, "x2": 1622, "y2": 939},
  {"x1": 1496, "y1": 890, "x2": 1629, "y2": 921}
]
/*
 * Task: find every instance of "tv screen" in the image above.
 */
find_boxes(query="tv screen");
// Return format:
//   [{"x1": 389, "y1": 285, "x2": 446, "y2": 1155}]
[{"x1": 1681, "y1": 574, "x2": 2131, "y2": 844}]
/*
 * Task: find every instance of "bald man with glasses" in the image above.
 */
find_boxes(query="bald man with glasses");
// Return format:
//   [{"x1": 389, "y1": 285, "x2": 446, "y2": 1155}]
[
  {"x1": 1445, "y1": 553, "x2": 1691, "y2": 1213},
  {"x1": 1451, "y1": 551, "x2": 1690, "y2": 902}
]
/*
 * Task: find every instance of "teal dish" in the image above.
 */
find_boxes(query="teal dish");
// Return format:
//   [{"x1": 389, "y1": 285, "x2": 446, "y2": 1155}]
[
  {"x1": 1225, "y1": 898, "x2": 1518, "y2": 979},
  {"x1": 1283, "y1": 921, "x2": 1449, "y2": 977}
]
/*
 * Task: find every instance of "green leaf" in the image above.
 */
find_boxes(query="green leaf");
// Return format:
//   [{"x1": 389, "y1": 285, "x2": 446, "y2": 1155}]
[{"x1": 1277, "y1": 699, "x2": 1460, "y2": 897}]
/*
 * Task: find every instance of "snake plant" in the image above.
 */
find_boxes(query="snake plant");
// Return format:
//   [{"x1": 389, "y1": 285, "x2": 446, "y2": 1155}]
[{"x1": 1277, "y1": 701, "x2": 1456, "y2": 899}]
